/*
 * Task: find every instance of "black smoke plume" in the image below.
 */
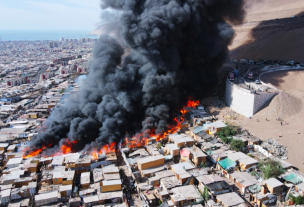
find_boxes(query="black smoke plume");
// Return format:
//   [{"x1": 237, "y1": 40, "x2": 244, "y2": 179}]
[{"x1": 28, "y1": 0, "x2": 244, "y2": 154}]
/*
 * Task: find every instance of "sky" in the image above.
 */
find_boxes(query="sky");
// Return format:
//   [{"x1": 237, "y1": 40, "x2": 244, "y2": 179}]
[{"x1": 0, "y1": 0, "x2": 103, "y2": 31}]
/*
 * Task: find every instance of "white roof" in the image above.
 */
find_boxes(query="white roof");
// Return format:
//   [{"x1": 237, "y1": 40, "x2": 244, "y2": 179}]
[
  {"x1": 231, "y1": 172, "x2": 258, "y2": 187},
  {"x1": 64, "y1": 153, "x2": 80, "y2": 163},
  {"x1": 83, "y1": 195, "x2": 99, "y2": 203},
  {"x1": 60, "y1": 184, "x2": 72, "y2": 192},
  {"x1": 171, "y1": 185, "x2": 201, "y2": 200},
  {"x1": 10, "y1": 169, "x2": 25, "y2": 176},
  {"x1": 173, "y1": 137, "x2": 194, "y2": 145},
  {"x1": 53, "y1": 171, "x2": 63, "y2": 179},
  {"x1": 6, "y1": 157, "x2": 22, "y2": 166},
  {"x1": 0, "y1": 143, "x2": 9, "y2": 147},
  {"x1": 228, "y1": 152, "x2": 258, "y2": 166},
  {"x1": 296, "y1": 182, "x2": 304, "y2": 191},
  {"x1": 0, "y1": 189, "x2": 11, "y2": 197},
  {"x1": 35, "y1": 191, "x2": 58, "y2": 201},
  {"x1": 171, "y1": 162, "x2": 194, "y2": 172},
  {"x1": 217, "y1": 192, "x2": 245, "y2": 206},
  {"x1": 51, "y1": 156, "x2": 64, "y2": 166},
  {"x1": 103, "y1": 166, "x2": 119, "y2": 174},
  {"x1": 202, "y1": 121, "x2": 227, "y2": 130},
  {"x1": 2, "y1": 173, "x2": 20, "y2": 181},
  {"x1": 264, "y1": 178, "x2": 284, "y2": 188},
  {"x1": 166, "y1": 144, "x2": 179, "y2": 151},
  {"x1": 102, "y1": 179, "x2": 122, "y2": 186},
  {"x1": 7, "y1": 145, "x2": 16, "y2": 150},
  {"x1": 9, "y1": 121, "x2": 28, "y2": 125}
]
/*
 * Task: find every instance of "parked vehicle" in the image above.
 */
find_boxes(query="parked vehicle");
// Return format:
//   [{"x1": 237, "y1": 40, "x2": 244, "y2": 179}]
[
  {"x1": 229, "y1": 72, "x2": 234, "y2": 81},
  {"x1": 248, "y1": 72, "x2": 253, "y2": 79}
]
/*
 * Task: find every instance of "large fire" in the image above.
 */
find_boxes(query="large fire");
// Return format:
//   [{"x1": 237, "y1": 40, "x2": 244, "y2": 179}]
[
  {"x1": 91, "y1": 142, "x2": 116, "y2": 160},
  {"x1": 22, "y1": 139, "x2": 78, "y2": 158},
  {"x1": 61, "y1": 139, "x2": 78, "y2": 154},
  {"x1": 23, "y1": 146, "x2": 45, "y2": 159},
  {"x1": 23, "y1": 98, "x2": 200, "y2": 158},
  {"x1": 124, "y1": 98, "x2": 200, "y2": 148},
  {"x1": 186, "y1": 99, "x2": 200, "y2": 108}
]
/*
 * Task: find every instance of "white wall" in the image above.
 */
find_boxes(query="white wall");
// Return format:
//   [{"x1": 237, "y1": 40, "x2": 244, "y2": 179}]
[{"x1": 225, "y1": 79, "x2": 276, "y2": 117}]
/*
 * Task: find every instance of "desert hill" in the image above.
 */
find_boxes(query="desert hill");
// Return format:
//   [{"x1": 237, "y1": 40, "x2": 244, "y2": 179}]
[{"x1": 229, "y1": 0, "x2": 304, "y2": 62}]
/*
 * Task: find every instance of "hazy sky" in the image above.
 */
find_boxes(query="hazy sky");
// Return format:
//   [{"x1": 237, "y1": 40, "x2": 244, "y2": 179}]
[{"x1": 0, "y1": 0, "x2": 102, "y2": 31}]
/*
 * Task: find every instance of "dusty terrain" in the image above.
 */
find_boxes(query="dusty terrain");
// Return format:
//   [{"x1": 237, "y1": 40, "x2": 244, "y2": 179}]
[
  {"x1": 229, "y1": 17, "x2": 304, "y2": 62},
  {"x1": 229, "y1": 0, "x2": 304, "y2": 62},
  {"x1": 227, "y1": 1, "x2": 304, "y2": 170},
  {"x1": 208, "y1": 71, "x2": 304, "y2": 171},
  {"x1": 244, "y1": 0, "x2": 304, "y2": 22}
]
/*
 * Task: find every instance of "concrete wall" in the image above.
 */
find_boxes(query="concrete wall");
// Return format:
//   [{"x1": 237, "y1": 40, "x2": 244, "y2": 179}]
[
  {"x1": 225, "y1": 79, "x2": 276, "y2": 117},
  {"x1": 225, "y1": 80, "x2": 255, "y2": 117}
]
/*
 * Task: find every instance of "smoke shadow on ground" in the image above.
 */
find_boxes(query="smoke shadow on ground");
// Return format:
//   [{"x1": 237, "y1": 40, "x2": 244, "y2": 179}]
[
  {"x1": 260, "y1": 71, "x2": 289, "y2": 88},
  {"x1": 229, "y1": 11, "x2": 304, "y2": 62}
]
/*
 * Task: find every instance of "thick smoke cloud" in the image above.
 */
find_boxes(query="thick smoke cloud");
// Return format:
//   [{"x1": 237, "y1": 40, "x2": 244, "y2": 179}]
[{"x1": 29, "y1": 0, "x2": 244, "y2": 153}]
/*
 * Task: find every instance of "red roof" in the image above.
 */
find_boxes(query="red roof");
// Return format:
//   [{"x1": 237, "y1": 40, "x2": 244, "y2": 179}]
[{"x1": 180, "y1": 149, "x2": 190, "y2": 157}]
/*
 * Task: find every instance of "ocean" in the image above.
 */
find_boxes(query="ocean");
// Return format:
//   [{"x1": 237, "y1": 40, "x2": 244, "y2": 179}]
[{"x1": 0, "y1": 30, "x2": 98, "y2": 41}]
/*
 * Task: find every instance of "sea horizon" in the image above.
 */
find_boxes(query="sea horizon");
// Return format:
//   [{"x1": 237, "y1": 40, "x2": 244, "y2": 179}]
[{"x1": 0, "y1": 29, "x2": 98, "y2": 41}]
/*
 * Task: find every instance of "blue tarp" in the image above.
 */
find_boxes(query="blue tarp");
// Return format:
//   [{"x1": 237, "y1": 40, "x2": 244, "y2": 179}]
[{"x1": 218, "y1": 157, "x2": 236, "y2": 170}]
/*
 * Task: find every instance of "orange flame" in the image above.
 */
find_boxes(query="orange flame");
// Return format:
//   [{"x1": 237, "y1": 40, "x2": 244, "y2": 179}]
[
  {"x1": 91, "y1": 142, "x2": 116, "y2": 159},
  {"x1": 24, "y1": 98, "x2": 199, "y2": 157},
  {"x1": 99, "y1": 142, "x2": 116, "y2": 154},
  {"x1": 61, "y1": 139, "x2": 78, "y2": 154},
  {"x1": 125, "y1": 136, "x2": 149, "y2": 148},
  {"x1": 22, "y1": 146, "x2": 45, "y2": 158},
  {"x1": 124, "y1": 98, "x2": 199, "y2": 147},
  {"x1": 180, "y1": 108, "x2": 188, "y2": 115},
  {"x1": 186, "y1": 99, "x2": 200, "y2": 108},
  {"x1": 91, "y1": 150, "x2": 99, "y2": 160}
]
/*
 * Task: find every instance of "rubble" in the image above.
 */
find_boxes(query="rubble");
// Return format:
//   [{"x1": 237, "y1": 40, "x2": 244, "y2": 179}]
[{"x1": 261, "y1": 138, "x2": 288, "y2": 158}]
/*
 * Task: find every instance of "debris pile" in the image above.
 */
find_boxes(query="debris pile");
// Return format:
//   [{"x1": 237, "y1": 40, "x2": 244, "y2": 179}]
[
  {"x1": 261, "y1": 138, "x2": 288, "y2": 159},
  {"x1": 223, "y1": 109, "x2": 244, "y2": 121},
  {"x1": 239, "y1": 129, "x2": 260, "y2": 141}
]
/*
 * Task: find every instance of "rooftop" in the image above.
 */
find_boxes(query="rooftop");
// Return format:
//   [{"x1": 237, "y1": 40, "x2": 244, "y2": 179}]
[
  {"x1": 217, "y1": 192, "x2": 245, "y2": 207},
  {"x1": 264, "y1": 178, "x2": 284, "y2": 188},
  {"x1": 227, "y1": 152, "x2": 258, "y2": 166},
  {"x1": 196, "y1": 175, "x2": 224, "y2": 185},
  {"x1": 171, "y1": 185, "x2": 201, "y2": 201},
  {"x1": 171, "y1": 162, "x2": 194, "y2": 172},
  {"x1": 231, "y1": 172, "x2": 258, "y2": 188},
  {"x1": 102, "y1": 179, "x2": 122, "y2": 186},
  {"x1": 137, "y1": 155, "x2": 164, "y2": 165}
]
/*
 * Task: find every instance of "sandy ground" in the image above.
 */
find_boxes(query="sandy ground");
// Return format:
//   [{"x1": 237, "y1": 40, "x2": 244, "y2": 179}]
[
  {"x1": 244, "y1": 0, "x2": 304, "y2": 22},
  {"x1": 207, "y1": 71, "x2": 304, "y2": 171},
  {"x1": 229, "y1": 0, "x2": 304, "y2": 62},
  {"x1": 229, "y1": 17, "x2": 304, "y2": 62}
]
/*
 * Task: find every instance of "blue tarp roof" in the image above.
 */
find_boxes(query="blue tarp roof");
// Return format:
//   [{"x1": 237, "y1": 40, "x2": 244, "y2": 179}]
[
  {"x1": 192, "y1": 126, "x2": 205, "y2": 134},
  {"x1": 218, "y1": 157, "x2": 236, "y2": 170},
  {"x1": 283, "y1": 173, "x2": 302, "y2": 184}
]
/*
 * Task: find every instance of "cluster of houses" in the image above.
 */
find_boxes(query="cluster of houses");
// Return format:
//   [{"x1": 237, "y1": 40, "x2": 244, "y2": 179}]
[
  {"x1": 0, "y1": 76, "x2": 130, "y2": 206},
  {"x1": 0, "y1": 142, "x2": 127, "y2": 206},
  {"x1": 0, "y1": 89, "x2": 303, "y2": 207},
  {"x1": 117, "y1": 105, "x2": 304, "y2": 207}
]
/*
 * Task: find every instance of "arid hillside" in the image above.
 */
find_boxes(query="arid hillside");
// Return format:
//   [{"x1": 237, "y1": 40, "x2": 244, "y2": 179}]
[
  {"x1": 229, "y1": 0, "x2": 304, "y2": 62},
  {"x1": 229, "y1": 17, "x2": 304, "y2": 62},
  {"x1": 244, "y1": 0, "x2": 304, "y2": 22}
]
